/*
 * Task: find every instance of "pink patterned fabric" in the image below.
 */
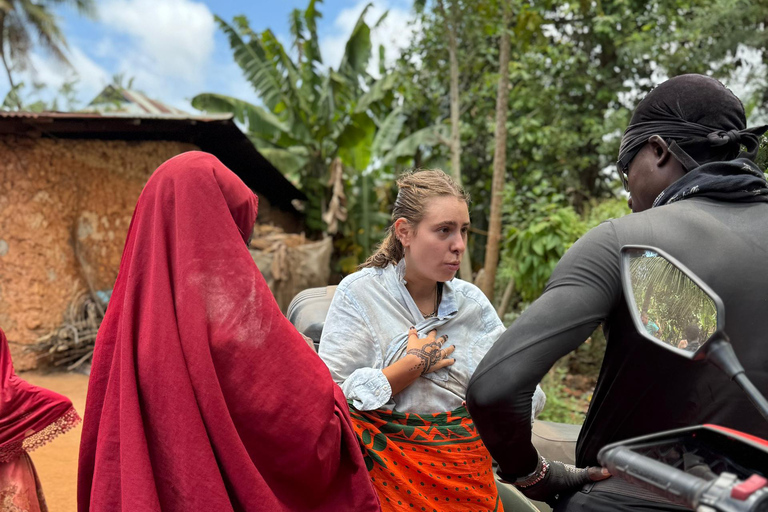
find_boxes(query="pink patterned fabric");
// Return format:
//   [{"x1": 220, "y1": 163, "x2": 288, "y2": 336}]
[
  {"x1": 0, "y1": 329, "x2": 82, "y2": 464},
  {"x1": 0, "y1": 452, "x2": 48, "y2": 512}
]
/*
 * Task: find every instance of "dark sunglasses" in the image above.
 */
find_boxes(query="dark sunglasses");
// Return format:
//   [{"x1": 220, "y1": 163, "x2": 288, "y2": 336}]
[{"x1": 616, "y1": 146, "x2": 644, "y2": 192}]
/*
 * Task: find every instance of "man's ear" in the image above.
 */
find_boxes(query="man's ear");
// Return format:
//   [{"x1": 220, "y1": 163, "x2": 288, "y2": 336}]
[
  {"x1": 648, "y1": 135, "x2": 671, "y2": 166},
  {"x1": 394, "y1": 218, "x2": 411, "y2": 247}
]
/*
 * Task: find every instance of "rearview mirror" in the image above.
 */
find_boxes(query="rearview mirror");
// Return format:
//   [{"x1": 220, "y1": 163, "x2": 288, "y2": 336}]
[{"x1": 620, "y1": 246, "x2": 724, "y2": 360}]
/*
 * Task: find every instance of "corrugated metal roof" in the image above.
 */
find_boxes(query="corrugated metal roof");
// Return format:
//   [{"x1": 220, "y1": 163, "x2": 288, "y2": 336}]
[
  {"x1": 0, "y1": 110, "x2": 232, "y2": 122},
  {"x1": 83, "y1": 86, "x2": 192, "y2": 116}
]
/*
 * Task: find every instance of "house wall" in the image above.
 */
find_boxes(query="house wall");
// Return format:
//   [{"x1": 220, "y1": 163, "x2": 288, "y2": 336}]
[
  {"x1": 0, "y1": 136, "x2": 303, "y2": 370},
  {"x1": 0, "y1": 136, "x2": 186, "y2": 370},
  {"x1": 0, "y1": 136, "x2": 202, "y2": 368}
]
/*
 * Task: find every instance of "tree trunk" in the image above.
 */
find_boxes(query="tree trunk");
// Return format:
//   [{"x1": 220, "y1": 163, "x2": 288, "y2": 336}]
[
  {"x1": 496, "y1": 277, "x2": 515, "y2": 320},
  {"x1": 437, "y1": 0, "x2": 473, "y2": 283},
  {"x1": 480, "y1": 2, "x2": 512, "y2": 300},
  {"x1": 0, "y1": 14, "x2": 20, "y2": 110}
]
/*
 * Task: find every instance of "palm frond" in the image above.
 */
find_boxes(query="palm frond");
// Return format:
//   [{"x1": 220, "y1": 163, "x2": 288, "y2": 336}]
[
  {"x1": 20, "y1": 0, "x2": 69, "y2": 64},
  {"x1": 373, "y1": 10, "x2": 389, "y2": 29},
  {"x1": 261, "y1": 29, "x2": 309, "y2": 115},
  {"x1": 257, "y1": 146, "x2": 311, "y2": 177},
  {"x1": 629, "y1": 255, "x2": 718, "y2": 342},
  {"x1": 5, "y1": 13, "x2": 33, "y2": 71},
  {"x1": 45, "y1": 0, "x2": 96, "y2": 18}
]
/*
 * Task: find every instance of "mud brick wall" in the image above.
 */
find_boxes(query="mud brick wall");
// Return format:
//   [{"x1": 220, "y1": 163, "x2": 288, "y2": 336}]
[{"x1": 0, "y1": 136, "x2": 199, "y2": 369}]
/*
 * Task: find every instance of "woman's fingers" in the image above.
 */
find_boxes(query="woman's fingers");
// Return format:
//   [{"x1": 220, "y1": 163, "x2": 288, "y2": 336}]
[
  {"x1": 429, "y1": 358, "x2": 456, "y2": 372},
  {"x1": 424, "y1": 345, "x2": 456, "y2": 373}
]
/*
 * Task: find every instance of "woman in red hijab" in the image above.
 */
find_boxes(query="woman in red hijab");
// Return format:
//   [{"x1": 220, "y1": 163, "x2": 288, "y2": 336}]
[
  {"x1": 0, "y1": 329, "x2": 81, "y2": 512},
  {"x1": 77, "y1": 152, "x2": 380, "y2": 512}
]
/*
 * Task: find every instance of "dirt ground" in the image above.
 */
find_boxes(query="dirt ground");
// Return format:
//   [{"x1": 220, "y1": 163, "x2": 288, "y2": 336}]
[
  {"x1": 21, "y1": 371, "x2": 89, "y2": 512},
  {"x1": 16, "y1": 371, "x2": 549, "y2": 512}
]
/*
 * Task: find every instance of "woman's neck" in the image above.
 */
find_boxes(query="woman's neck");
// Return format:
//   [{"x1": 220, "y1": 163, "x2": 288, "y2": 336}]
[{"x1": 403, "y1": 267, "x2": 437, "y2": 303}]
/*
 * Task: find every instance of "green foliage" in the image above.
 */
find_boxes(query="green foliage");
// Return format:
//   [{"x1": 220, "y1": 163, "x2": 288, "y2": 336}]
[
  {"x1": 0, "y1": 0, "x2": 96, "y2": 109},
  {"x1": 194, "y1": 1, "x2": 440, "y2": 271},
  {"x1": 2, "y1": 79, "x2": 80, "y2": 111},
  {"x1": 503, "y1": 206, "x2": 584, "y2": 302},
  {"x1": 629, "y1": 254, "x2": 718, "y2": 344},
  {"x1": 401, "y1": 0, "x2": 768, "y2": 270},
  {"x1": 756, "y1": 136, "x2": 768, "y2": 171},
  {"x1": 499, "y1": 173, "x2": 628, "y2": 303},
  {"x1": 500, "y1": 173, "x2": 583, "y2": 302},
  {"x1": 537, "y1": 364, "x2": 588, "y2": 424},
  {"x1": 195, "y1": 0, "x2": 768, "y2": 277}
]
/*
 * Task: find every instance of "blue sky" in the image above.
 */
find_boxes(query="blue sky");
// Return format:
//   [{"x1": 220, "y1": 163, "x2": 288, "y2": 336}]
[{"x1": 4, "y1": 0, "x2": 417, "y2": 111}]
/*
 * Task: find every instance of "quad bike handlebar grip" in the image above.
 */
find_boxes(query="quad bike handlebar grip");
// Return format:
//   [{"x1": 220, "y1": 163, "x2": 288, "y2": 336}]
[{"x1": 599, "y1": 446, "x2": 709, "y2": 508}]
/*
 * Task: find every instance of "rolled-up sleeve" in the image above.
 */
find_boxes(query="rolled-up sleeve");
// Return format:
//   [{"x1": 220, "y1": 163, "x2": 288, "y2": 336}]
[{"x1": 319, "y1": 287, "x2": 392, "y2": 411}]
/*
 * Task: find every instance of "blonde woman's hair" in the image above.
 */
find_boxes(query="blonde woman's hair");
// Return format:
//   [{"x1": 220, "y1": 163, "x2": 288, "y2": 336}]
[{"x1": 361, "y1": 169, "x2": 470, "y2": 269}]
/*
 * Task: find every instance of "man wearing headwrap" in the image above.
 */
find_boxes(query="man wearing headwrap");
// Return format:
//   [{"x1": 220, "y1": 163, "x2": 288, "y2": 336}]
[{"x1": 466, "y1": 74, "x2": 768, "y2": 511}]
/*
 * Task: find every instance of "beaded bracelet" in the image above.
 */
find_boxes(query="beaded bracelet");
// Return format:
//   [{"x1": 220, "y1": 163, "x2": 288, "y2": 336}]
[{"x1": 513, "y1": 455, "x2": 550, "y2": 489}]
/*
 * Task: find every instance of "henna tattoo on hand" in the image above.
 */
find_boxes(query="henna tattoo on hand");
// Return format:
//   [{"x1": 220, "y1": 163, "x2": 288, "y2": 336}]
[{"x1": 406, "y1": 340, "x2": 445, "y2": 374}]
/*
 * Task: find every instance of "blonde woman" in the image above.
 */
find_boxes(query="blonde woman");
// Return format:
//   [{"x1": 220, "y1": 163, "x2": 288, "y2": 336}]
[{"x1": 320, "y1": 169, "x2": 545, "y2": 511}]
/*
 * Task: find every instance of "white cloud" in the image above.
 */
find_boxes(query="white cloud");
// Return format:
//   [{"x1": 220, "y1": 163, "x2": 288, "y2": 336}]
[
  {"x1": 68, "y1": 47, "x2": 113, "y2": 97},
  {"x1": 15, "y1": 46, "x2": 110, "y2": 106},
  {"x1": 100, "y1": 0, "x2": 215, "y2": 84},
  {"x1": 320, "y1": 0, "x2": 418, "y2": 77}
]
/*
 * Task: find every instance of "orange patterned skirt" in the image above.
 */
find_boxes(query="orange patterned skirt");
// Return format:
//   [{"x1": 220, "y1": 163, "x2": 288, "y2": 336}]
[{"x1": 349, "y1": 404, "x2": 504, "y2": 512}]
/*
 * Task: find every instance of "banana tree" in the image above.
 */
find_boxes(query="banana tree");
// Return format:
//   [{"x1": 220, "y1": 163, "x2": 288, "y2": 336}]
[
  {"x1": 193, "y1": 0, "x2": 447, "y2": 269},
  {"x1": 193, "y1": 2, "x2": 378, "y2": 232}
]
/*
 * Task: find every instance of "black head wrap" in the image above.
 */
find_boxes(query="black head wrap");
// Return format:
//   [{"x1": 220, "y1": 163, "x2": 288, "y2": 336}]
[{"x1": 618, "y1": 74, "x2": 768, "y2": 172}]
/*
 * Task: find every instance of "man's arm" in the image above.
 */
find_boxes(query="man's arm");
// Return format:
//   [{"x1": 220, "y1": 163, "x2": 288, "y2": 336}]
[{"x1": 466, "y1": 221, "x2": 622, "y2": 477}]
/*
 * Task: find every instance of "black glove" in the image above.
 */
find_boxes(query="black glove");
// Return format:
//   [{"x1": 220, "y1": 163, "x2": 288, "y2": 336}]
[{"x1": 500, "y1": 457, "x2": 609, "y2": 506}]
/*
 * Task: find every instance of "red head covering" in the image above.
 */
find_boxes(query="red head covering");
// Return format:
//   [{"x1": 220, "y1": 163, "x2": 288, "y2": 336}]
[
  {"x1": 77, "y1": 152, "x2": 379, "y2": 512},
  {"x1": 0, "y1": 329, "x2": 81, "y2": 463}
]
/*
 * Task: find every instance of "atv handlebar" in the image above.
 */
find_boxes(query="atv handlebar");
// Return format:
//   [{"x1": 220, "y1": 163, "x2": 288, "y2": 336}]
[
  {"x1": 600, "y1": 446, "x2": 768, "y2": 511},
  {"x1": 600, "y1": 445, "x2": 708, "y2": 508}
]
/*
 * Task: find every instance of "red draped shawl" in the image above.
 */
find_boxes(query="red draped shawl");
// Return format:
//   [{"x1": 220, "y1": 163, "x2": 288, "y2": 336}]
[
  {"x1": 77, "y1": 152, "x2": 380, "y2": 512},
  {"x1": 0, "y1": 329, "x2": 80, "y2": 463}
]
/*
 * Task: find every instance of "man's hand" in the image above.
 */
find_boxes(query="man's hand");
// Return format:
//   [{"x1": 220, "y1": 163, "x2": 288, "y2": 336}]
[{"x1": 504, "y1": 458, "x2": 610, "y2": 506}]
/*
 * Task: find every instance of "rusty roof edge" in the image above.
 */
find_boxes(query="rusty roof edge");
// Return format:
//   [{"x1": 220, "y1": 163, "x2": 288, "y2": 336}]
[
  {"x1": 0, "y1": 111, "x2": 234, "y2": 122},
  {"x1": 0, "y1": 110, "x2": 308, "y2": 209}
]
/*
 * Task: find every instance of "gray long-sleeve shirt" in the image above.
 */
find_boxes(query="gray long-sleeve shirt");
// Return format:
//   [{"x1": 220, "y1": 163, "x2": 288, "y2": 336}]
[{"x1": 467, "y1": 198, "x2": 768, "y2": 478}]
